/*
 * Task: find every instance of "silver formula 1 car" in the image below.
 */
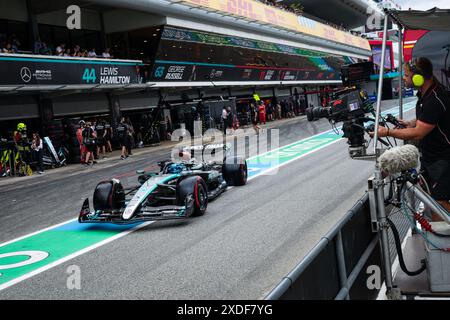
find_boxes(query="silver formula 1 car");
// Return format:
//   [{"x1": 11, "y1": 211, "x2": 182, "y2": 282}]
[{"x1": 78, "y1": 144, "x2": 247, "y2": 224}]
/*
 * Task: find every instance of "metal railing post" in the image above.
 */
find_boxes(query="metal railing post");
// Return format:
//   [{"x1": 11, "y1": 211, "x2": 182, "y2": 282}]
[
  {"x1": 373, "y1": 16, "x2": 389, "y2": 154},
  {"x1": 406, "y1": 182, "x2": 450, "y2": 224},
  {"x1": 398, "y1": 27, "x2": 404, "y2": 119},
  {"x1": 374, "y1": 165, "x2": 394, "y2": 294},
  {"x1": 335, "y1": 231, "x2": 350, "y2": 300}
]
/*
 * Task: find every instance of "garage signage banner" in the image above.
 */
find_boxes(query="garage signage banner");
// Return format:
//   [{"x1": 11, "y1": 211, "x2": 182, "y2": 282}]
[
  {"x1": 151, "y1": 61, "x2": 340, "y2": 82},
  {"x1": 0, "y1": 55, "x2": 143, "y2": 86}
]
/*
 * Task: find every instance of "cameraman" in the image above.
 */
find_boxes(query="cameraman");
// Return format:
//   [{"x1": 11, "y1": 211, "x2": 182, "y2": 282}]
[{"x1": 370, "y1": 57, "x2": 450, "y2": 220}]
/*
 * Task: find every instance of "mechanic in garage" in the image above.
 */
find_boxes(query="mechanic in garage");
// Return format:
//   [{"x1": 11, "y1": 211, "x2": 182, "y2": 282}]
[{"x1": 370, "y1": 57, "x2": 450, "y2": 220}]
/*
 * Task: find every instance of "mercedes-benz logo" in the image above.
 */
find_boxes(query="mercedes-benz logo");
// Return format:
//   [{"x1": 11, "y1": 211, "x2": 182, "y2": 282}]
[{"x1": 20, "y1": 67, "x2": 32, "y2": 83}]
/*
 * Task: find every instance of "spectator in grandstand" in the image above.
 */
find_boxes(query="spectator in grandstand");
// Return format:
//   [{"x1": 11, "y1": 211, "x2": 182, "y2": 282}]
[
  {"x1": 88, "y1": 48, "x2": 97, "y2": 58},
  {"x1": 31, "y1": 133, "x2": 44, "y2": 174},
  {"x1": 2, "y1": 42, "x2": 14, "y2": 53},
  {"x1": 9, "y1": 34, "x2": 20, "y2": 52},
  {"x1": 34, "y1": 37, "x2": 44, "y2": 54},
  {"x1": 56, "y1": 43, "x2": 66, "y2": 56},
  {"x1": 102, "y1": 48, "x2": 112, "y2": 59},
  {"x1": 75, "y1": 49, "x2": 83, "y2": 57},
  {"x1": 40, "y1": 42, "x2": 52, "y2": 55},
  {"x1": 72, "y1": 45, "x2": 81, "y2": 57},
  {"x1": 64, "y1": 48, "x2": 72, "y2": 57}
]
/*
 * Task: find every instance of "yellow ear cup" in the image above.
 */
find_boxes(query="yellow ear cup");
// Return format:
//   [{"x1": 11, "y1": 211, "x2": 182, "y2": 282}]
[{"x1": 412, "y1": 74, "x2": 424, "y2": 87}]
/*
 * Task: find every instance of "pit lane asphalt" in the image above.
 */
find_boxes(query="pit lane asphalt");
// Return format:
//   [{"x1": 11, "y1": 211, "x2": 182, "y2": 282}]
[{"x1": 0, "y1": 98, "x2": 417, "y2": 299}]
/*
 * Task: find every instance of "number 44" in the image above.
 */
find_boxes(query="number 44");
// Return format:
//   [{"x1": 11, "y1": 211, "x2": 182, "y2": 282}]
[{"x1": 82, "y1": 68, "x2": 97, "y2": 83}]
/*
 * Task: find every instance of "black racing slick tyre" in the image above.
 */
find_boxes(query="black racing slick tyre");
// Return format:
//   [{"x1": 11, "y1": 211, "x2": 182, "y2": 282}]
[
  {"x1": 93, "y1": 180, "x2": 125, "y2": 211},
  {"x1": 306, "y1": 107, "x2": 314, "y2": 121},
  {"x1": 176, "y1": 176, "x2": 208, "y2": 217},
  {"x1": 223, "y1": 156, "x2": 247, "y2": 186}
]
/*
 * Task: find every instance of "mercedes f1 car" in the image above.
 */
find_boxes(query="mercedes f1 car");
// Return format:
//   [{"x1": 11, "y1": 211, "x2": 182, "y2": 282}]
[{"x1": 78, "y1": 144, "x2": 247, "y2": 224}]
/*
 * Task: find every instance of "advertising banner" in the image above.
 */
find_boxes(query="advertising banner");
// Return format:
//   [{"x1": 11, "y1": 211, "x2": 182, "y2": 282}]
[
  {"x1": 0, "y1": 55, "x2": 143, "y2": 86},
  {"x1": 180, "y1": 0, "x2": 371, "y2": 51},
  {"x1": 151, "y1": 61, "x2": 340, "y2": 82},
  {"x1": 162, "y1": 27, "x2": 331, "y2": 58},
  {"x1": 152, "y1": 27, "x2": 349, "y2": 83}
]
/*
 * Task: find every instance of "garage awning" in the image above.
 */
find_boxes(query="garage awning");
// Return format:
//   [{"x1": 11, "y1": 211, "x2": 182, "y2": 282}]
[{"x1": 387, "y1": 7, "x2": 450, "y2": 31}]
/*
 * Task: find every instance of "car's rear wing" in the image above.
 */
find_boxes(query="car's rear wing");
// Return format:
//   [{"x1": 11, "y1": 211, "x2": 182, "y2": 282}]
[
  {"x1": 182, "y1": 143, "x2": 231, "y2": 152},
  {"x1": 182, "y1": 143, "x2": 231, "y2": 162}
]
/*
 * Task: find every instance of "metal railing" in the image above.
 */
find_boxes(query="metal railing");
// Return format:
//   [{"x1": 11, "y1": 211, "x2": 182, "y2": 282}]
[{"x1": 265, "y1": 192, "x2": 383, "y2": 300}]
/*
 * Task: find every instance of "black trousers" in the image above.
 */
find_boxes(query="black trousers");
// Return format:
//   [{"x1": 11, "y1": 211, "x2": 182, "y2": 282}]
[
  {"x1": 421, "y1": 158, "x2": 450, "y2": 201},
  {"x1": 126, "y1": 134, "x2": 133, "y2": 154},
  {"x1": 33, "y1": 149, "x2": 43, "y2": 172}
]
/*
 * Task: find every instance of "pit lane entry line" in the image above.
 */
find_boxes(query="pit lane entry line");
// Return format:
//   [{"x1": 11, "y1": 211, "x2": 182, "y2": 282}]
[{"x1": 0, "y1": 101, "x2": 417, "y2": 291}]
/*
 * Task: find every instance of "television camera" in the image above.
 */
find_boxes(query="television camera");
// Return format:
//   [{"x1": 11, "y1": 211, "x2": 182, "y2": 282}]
[{"x1": 306, "y1": 62, "x2": 404, "y2": 159}]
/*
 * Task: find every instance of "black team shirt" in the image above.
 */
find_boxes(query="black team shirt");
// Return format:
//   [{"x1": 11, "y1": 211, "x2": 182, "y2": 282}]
[{"x1": 416, "y1": 83, "x2": 450, "y2": 160}]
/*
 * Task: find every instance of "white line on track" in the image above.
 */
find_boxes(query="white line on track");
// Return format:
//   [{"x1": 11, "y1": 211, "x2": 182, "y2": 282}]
[
  {"x1": 246, "y1": 100, "x2": 417, "y2": 161},
  {"x1": 0, "y1": 219, "x2": 77, "y2": 249}
]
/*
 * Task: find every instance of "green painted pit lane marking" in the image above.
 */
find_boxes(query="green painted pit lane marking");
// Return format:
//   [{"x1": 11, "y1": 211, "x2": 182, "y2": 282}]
[{"x1": 246, "y1": 100, "x2": 417, "y2": 178}]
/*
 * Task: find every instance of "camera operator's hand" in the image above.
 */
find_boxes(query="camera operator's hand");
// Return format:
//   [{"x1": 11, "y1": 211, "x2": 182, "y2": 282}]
[
  {"x1": 369, "y1": 126, "x2": 389, "y2": 138},
  {"x1": 397, "y1": 119, "x2": 412, "y2": 128}
]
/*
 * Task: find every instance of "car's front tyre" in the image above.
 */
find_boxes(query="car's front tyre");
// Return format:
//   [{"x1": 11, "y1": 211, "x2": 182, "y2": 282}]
[{"x1": 176, "y1": 176, "x2": 208, "y2": 217}]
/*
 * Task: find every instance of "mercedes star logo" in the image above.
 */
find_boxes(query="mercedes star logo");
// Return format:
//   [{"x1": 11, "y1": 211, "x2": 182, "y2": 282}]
[{"x1": 20, "y1": 67, "x2": 32, "y2": 83}]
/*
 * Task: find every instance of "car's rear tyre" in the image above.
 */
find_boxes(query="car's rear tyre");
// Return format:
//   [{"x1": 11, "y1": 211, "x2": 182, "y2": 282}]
[
  {"x1": 177, "y1": 176, "x2": 207, "y2": 217},
  {"x1": 306, "y1": 107, "x2": 314, "y2": 121},
  {"x1": 93, "y1": 180, "x2": 125, "y2": 211},
  {"x1": 223, "y1": 156, "x2": 247, "y2": 186}
]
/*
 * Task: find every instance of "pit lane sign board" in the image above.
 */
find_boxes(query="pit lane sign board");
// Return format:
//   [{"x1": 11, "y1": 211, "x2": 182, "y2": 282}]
[
  {"x1": 151, "y1": 61, "x2": 339, "y2": 82},
  {"x1": 0, "y1": 55, "x2": 143, "y2": 86}
]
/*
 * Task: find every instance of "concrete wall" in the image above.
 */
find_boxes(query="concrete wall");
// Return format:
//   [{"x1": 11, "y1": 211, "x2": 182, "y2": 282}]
[
  {"x1": 0, "y1": 0, "x2": 28, "y2": 22},
  {"x1": 0, "y1": 0, "x2": 103, "y2": 31},
  {"x1": 103, "y1": 9, "x2": 166, "y2": 34},
  {"x1": 37, "y1": 9, "x2": 102, "y2": 31}
]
